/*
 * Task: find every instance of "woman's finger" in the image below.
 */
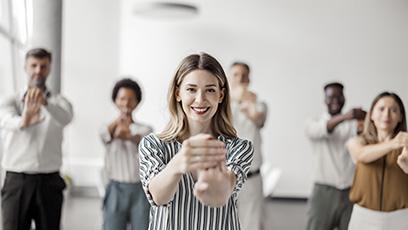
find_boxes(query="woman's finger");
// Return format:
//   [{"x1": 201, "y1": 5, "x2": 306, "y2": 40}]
[
  {"x1": 194, "y1": 181, "x2": 209, "y2": 192},
  {"x1": 189, "y1": 147, "x2": 227, "y2": 156},
  {"x1": 190, "y1": 161, "x2": 219, "y2": 171},
  {"x1": 189, "y1": 154, "x2": 225, "y2": 164},
  {"x1": 188, "y1": 135, "x2": 225, "y2": 148}
]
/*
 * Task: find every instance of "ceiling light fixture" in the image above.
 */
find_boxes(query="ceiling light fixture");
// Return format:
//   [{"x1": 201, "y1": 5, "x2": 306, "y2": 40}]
[{"x1": 133, "y1": 2, "x2": 199, "y2": 19}]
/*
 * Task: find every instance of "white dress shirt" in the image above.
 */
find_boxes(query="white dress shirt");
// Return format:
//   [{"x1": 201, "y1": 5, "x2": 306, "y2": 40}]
[
  {"x1": 100, "y1": 121, "x2": 152, "y2": 183},
  {"x1": 0, "y1": 90, "x2": 73, "y2": 173},
  {"x1": 305, "y1": 113, "x2": 357, "y2": 189},
  {"x1": 231, "y1": 100, "x2": 267, "y2": 171}
]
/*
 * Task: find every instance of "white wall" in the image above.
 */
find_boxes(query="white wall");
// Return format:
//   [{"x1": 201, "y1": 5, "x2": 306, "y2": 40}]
[
  {"x1": 0, "y1": 35, "x2": 14, "y2": 161},
  {"x1": 61, "y1": 0, "x2": 120, "y2": 186},
  {"x1": 0, "y1": 36, "x2": 13, "y2": 96},
  {"x1": 118, "y1": 0, "x2": 408, "y2": 197}
]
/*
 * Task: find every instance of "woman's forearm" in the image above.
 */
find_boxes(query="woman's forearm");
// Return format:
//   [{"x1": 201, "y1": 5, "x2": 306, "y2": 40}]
[
  {"x1": 148, "y1": 158, "x2": 183, "y2": 205},
  {"x1": 349, "y1": 139, "x2": 397, "y2": 163}
]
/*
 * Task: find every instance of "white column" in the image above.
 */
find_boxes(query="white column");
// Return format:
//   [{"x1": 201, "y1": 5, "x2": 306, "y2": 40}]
[{"x1": 26, "y1": 0, "x2": 63, "y2": 93}]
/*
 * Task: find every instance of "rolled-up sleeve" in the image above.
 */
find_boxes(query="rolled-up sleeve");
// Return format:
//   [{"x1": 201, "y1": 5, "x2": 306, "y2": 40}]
[
  {"x1": 131, "y1": 124, "x2": 153, "y2": 137},
  {"x1": 0, "y1": 95, "x2": 23, "y2": 131},
  {"x1": 337, "y1": 120, "x2": 357, "y2": 140},
  {"x1": 138, "y1": 134, "x2": 169, "y2": 207},
  {"x1": 46, "y1": 95, "x2": 73, "y2": 127},
  {"x1": 256, "y1": 102, "x2": 268, "y2": 128},
  {"x1": 99, "y1": 125, "x2": 112, "y2": 145},
  {"x1": 225, "y1": 139, "x2": 253, "y2": 200},
  {"x1": 305, "y1": 117, "x2": 329, "y2": 140}
]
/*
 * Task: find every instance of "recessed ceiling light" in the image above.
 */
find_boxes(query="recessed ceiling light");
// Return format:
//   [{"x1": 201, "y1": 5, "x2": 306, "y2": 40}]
[{"x1": 133, "y1": 2, "x2": 199, "y2": 19}]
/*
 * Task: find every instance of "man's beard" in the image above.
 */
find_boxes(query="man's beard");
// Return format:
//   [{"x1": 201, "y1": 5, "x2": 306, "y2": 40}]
[{"x1": 30, "y1": 78, "x2": 46, "y2": 89}]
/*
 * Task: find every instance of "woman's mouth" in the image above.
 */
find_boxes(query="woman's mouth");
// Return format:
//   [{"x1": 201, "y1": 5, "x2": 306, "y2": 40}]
[
  {"x1": 191, "y1": 107, "x2": 210, "y2": 115},
  {"x1": 382, "y1": 120, "x2": 392, "y2": 124}
]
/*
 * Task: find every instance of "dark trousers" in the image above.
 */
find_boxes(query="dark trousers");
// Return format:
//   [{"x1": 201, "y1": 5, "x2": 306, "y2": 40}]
[
  {"x1": 306, "y1": 183, "x2": 353, "y2": 230},
  {"x1": 1, "y1": 171, "x2": 66, "y2": 230}
]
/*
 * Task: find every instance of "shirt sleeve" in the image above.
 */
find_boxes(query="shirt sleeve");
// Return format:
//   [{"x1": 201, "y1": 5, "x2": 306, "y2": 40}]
[
  {"x1": 99, "y1": 124, "x2": 112, "y2": 145},
  {"x1": 225, "y1": 138, "x2": 254, "y2": 200},
  {"x1": 144, "y1": 126, "x2": 154, "y2": 136},
  {"x1": 0, "y1": 95, "x2": 23, "y2": 131},
  {"x1": 45, "y1": 95, "x2": 74, "y2": 127},
  {"x1": 344, "y1": 120, "x2": 358, "y2": 140},
  {"x1": 138, "y1": 134, "x2": 170, "y2": 207},
  {"x1": 130, "y1": 124, "x2": 153, "y2": 137},
  {"x1": 257, "y1": 101, "x2": 267, "y2": 113},
  {"x1": 305, "y1": 117, "x2": 330, "y2": 140},
  {"x1": 257, "y1": 101, "x2": 268, "y2": 127}
]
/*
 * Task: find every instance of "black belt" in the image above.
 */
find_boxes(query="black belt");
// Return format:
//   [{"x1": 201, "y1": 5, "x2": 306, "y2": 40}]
[
  {"x1": 247, "y1": 169, "x2": 260, "y2": 178},
  {"x1": 6, "y1": 171, "x2": 60, "y2": 178}
]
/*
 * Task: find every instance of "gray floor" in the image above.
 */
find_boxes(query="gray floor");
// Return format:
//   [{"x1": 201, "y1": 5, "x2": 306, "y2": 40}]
[
  {"x1": 0, "y1": 196, "x2": 308, "y2": 230},
  {"x1": 264, "y1": 198, "x2": 308, "y2": 230}
]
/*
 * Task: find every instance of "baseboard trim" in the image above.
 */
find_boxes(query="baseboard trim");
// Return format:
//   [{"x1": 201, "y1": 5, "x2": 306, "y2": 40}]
[
  {"x1": 69, "y1": 186, "x2": 101, "y2": 198},
  {"x1": 68, "y1": 186, "x2": 309, "y2": 201},
  {"x1": 267, "y1": 196, "x2": 308, "y2": 202}
]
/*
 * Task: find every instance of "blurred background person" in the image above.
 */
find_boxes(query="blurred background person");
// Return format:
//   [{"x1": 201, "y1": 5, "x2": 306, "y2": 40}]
[
  {"x1": 305, "y1": 82, "x2": 365, "y2": 230},
  {"x1": 229, "y1": 62, "x2": 267, "y2": 230},
  {"x1": 100, "y1": 78, "x2": 152, "y2": 230},
  {"x1": 0, "y1": 48, "x2": 73, "y2": 230},
  {"x1": 347, "y1": 92, "x2": 408, "y2": 230}
]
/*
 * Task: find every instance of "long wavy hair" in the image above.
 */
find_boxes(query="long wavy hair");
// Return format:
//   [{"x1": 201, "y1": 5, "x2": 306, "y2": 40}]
[
  {"x1": 362, "y1": 92, "x2": 407, "y2": 144},
  {"x1": 158, "y1": 53, "x2": 237, "y2": 141}
]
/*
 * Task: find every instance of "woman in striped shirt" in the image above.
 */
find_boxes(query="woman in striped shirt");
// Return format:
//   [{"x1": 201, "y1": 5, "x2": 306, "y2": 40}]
[{"x1": 139, "y1": 53, "x2": 254, "y2": 230}]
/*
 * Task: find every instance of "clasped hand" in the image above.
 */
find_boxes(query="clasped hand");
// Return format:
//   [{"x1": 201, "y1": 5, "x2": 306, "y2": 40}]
[
  {"x1": 394, "y1": 132, "x2": 408, "y2": 174},
  {"x1": 108, "y1": 113, "x2": 135, "y2": 140},
  {"x1": 175, "y1": 134, "x2": 226, "y2": 174},
  {"x1": 175, "y1": 134, "x2": 234, "y2": 207}
]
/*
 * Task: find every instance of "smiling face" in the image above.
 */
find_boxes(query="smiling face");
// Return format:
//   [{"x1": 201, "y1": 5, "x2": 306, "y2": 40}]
[
  {"x1": 176, "y1": 69, "x2": 224, "y2": 130},
  {"x1": 325, "y1": 86, "x2": 345, "y2": 116},
  {"x1": 370, "y1": 96, "x2": 402, "y2": 134},
  {"x1": 115, "y1": 87, "x2": 139, "y2": 115}
]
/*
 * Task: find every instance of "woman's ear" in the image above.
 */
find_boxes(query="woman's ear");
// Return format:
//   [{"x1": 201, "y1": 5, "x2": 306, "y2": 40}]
[
  {"x1": 175, "y1": 87, "x2": 181, "y2": 102},
  {"x1": 219, "y1": 88, "x2": 225, "y2": 103}
]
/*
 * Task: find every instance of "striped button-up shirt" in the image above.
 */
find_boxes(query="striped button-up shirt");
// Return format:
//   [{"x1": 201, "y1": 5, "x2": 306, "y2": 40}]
[{"x1": 139, "y1": 133, "x2": 253, "y2": 230}]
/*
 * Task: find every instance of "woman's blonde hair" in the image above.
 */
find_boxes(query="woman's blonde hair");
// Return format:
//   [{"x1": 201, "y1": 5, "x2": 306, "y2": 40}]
[
  {"x1": 158, "y1": 53, "x2": 237, "y2": 141},
  {"x1": 362, "y1": 92, "x2": 407, "y2": 144}
]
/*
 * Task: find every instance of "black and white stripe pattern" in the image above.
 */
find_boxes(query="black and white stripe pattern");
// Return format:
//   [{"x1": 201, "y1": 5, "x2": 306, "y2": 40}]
[{"x1": 139, "y1": 133, "x2": 253, "y2": 230}]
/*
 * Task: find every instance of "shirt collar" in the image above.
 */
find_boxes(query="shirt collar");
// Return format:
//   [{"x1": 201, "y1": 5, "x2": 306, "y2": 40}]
[{"x1": 174, "y1": 134, "x2": 234, "y2": 146}]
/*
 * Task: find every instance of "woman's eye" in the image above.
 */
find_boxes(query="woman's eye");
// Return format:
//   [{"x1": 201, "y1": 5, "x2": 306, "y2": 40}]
[
  {"x1": 186, "y1": 88, "x2": 196, "y2": 92},
  {"x1": 207, "y1": 88, "x2": 216, "y2": 93}
]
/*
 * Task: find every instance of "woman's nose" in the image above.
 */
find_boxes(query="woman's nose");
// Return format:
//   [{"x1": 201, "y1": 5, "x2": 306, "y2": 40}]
[
  {"x1": 383, "y1": 109, "x2": 391, "y2": 117},
  {"x1": 195, "y1": 90, "x2": 205, "y2": 102}
]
